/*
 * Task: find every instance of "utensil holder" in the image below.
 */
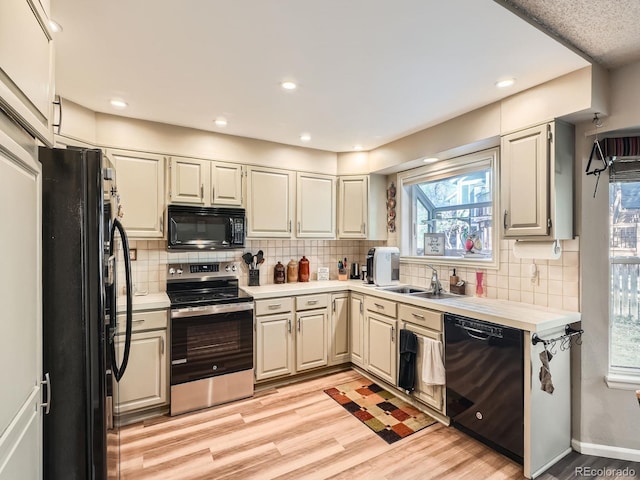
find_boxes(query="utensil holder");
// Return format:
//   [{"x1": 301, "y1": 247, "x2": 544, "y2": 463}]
[
  {"x1": 338, "y1": 268, "x2": 348, "y2": 281},
  {"x1": 248, "y1": 269, "x2": 260, "y2": 286}
]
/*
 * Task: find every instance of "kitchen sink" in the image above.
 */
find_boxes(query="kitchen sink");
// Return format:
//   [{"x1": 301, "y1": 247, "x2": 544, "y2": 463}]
[
  {"x1": 409, "y1": 291, "x2": 460, "y2": 300},
  {"x1": 378, "y1": 286, "x2": 429, "y2": 294}
]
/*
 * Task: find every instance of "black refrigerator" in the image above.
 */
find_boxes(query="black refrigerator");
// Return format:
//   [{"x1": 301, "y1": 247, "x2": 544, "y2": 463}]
[{"x1": 41, "y1": 147, "x2": 133, "y2": 479}]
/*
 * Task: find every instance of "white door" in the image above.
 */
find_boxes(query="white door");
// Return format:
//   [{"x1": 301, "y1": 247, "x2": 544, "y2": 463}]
[
  {"x1": 246, "y1": 166, "x2": 294, "y2": 237},
  {"x1": 0, "y1": 126, "x2": 42, "y2": 480},
  {"x1": 296, "y1": 172, "x2": 336, "y2": 238}
]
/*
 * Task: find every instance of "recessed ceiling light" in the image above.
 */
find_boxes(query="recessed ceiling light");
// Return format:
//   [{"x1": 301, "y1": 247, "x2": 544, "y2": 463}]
[
  {"x1": 423, "y1": 157, "x2": 439, "y2": 163},
  {"x1": 496, "y1": 78, "x2": 515, "y2": 88},
  {"x1": 353, "y1": 145, "x2": 363, "y2": 151},
  {"x1": 214, "y1": 117, "x2": 228, "y2": 127},
  {"x1": 109, "y1": 99, "x2": 128, "y2": 109},
  {"x1": 281, "y1": 81, "x2": 297, "y2": 90},
  {"x1": 49, "y1": 19, "x2": 63, "y2": 33},
  {"x1": 300, "y1": 133, "x2": 311, "y2": 142}
]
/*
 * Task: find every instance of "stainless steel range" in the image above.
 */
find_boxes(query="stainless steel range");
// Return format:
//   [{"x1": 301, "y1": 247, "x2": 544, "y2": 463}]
[{"x1": 167, "y1": 262, "x2": 254, "y2": 416}]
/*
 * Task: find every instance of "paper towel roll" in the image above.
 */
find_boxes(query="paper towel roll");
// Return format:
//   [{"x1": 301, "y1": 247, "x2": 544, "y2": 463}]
[{"x1": 513, "y1": 240, "x2": 562, "y2": 260}]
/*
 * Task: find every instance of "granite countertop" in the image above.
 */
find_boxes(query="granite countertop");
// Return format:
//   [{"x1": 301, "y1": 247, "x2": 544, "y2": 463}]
[
  {"x1": 242, "y1": 280, "x2": 581, "y2": 333},
  {"x1": 117, "y1": 292, "x2": 171, "y2": 311}
]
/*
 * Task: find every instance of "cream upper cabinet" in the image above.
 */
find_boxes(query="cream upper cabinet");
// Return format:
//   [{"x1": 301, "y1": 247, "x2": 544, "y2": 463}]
[
  {"x1": 349, "y1": 293, "x2": 365, "y2": 367},
  {"x1": 329, "y1": 293, "x2": 350, "y2": 365},
  {"x1": 338, "y1": 174, "x2": 387, "y2": 240},
  {"x1": 168, "y1": 158, "x2": 244, "y2": 207},
  {"x1": 0, "y1": 0, "x2": 54, "y2": 145},
  {"x1": 296, "y1": 172, "x2": 336, "y2": 238},
  {"x1": 211, "y1": 161, "x2": 243, "y2": 206},
  {"x1": 501, "y1": 120, "x2": 574, "y2": 240},
  {"x1": 247, "y1": 166, "x2": 294, "y2": 238},
  {"x1": 168, "y1": 157, "x2": 208, "y2": 205},
  {"x1": 108, "y1": 150, "x2": 165, "y2": 238}
]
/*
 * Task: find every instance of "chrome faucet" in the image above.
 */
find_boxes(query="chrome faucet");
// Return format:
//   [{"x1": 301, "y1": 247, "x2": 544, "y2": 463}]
[{"x1": 426, "y1": 265, "x2": 443, "y2": 294}]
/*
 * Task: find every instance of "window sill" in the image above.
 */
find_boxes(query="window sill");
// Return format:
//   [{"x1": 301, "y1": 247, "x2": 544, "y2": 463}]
[
  {"x1": 400, "y1": 255, "x2": 498, "y2": 270},
  {"x1": 605, "y1": 372, "x2": 640, "y2": 390}
]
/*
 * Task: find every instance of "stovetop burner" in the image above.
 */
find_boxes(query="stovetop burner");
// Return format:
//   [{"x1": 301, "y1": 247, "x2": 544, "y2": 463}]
[{"x1": 166, "y1": 262, "x2": 253, "y2": 308}]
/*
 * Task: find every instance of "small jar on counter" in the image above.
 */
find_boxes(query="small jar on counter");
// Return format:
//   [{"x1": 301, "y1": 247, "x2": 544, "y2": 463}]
[
  {"x1": 274, "y1": 261, "x2": 285, "y2": 284},
  {"x1": 298, "y1": 256, "x2": 310, "y2": 282},
  {"x1": 287, "y1": 259, "x2": 298, "y2": 283}
]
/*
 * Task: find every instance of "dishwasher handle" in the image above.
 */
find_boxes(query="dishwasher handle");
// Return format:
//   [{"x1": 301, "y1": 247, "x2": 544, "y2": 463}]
[{"x1": 462, "y1": 326, "x2": 492, "y2": 341}]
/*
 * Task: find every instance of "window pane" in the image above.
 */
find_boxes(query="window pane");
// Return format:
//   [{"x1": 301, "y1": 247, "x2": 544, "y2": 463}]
[
  {"x1": 413, "y1": 167, "x2": 492, "y2": 258},
  {"x1": 609, "y1": 182, "x2": 640, "y2": 370}
]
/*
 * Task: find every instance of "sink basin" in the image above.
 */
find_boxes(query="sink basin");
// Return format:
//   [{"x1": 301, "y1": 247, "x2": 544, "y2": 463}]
[
  {"x1": 409, "y1": 291, "x2": 460, "y2": 300},
  {"x1": 378, "y1": 286, "x2": 429, "y2": 294}
]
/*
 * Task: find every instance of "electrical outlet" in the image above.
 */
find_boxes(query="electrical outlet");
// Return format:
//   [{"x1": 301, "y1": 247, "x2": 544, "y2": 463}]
[{"x1": 130, "y1": 248, "x2": 137, "y2": 261}]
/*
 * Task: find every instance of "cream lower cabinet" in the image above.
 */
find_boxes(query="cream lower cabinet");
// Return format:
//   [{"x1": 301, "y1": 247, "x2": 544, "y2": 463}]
[
  {"x1": 256, "y1": 294, "x2": 331, "y2": 380},
  {"x1": 113, "y1": 309, "x2": 169, "y2": 414},
  {"x1": 107, "y1": 149, "x2": 165, "y2": 238},
  {"x1": 329, "y1": 293, "x2": 350, "y2": 365},
  {"x1": 363, "y1": 296, "x2": 398, "y2": 385},
  {"x1": 349, "y1": 293, "x2": 365, "y2": 367},
  {"x1": 398, "y1": 303, "x2": 444, "y2": 414}
]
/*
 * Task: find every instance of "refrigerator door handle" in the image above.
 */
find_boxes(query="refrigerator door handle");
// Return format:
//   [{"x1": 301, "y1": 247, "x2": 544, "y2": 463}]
[
  {"x1": 109, "y1": 218, "x2": 133, "y2": 382},
  {"x1": 41, "y1": 372, "x2": 51, "y2": 414}
]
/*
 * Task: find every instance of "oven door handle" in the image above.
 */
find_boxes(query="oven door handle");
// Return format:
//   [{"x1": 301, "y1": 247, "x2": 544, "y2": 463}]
[{"x1": 171, "y1": 302, "x2": 254, "y2": 318}]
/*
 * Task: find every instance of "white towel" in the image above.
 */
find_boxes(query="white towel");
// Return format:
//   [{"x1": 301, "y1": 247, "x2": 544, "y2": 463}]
[{"x1": 422, "y1": 337, "x2": 446, "y2": 385}]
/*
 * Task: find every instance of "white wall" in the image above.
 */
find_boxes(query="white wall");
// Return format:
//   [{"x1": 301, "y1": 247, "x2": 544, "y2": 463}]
[{"x1": 574, "y1": 60, "x2": 640, "y2": 455}]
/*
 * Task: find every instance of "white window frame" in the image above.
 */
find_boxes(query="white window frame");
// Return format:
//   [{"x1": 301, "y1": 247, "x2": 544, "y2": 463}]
[
  {"x1": 605, "y1": 177, "x2": 640, "y2": 389},
  {"x1": 397, "y1": 148, "x2": 500, "y2": 269}
]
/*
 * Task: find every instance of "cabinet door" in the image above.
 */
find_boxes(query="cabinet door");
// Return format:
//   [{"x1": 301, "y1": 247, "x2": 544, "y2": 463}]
[
  {"x1": 247, "y1": 166, "x2": 294, "y2": 237},
  {"x1": 296, "y1": 172, "x2": 336, "y2": 238},
  {"x1": 256, "y1": 313, "x2": 294, "y2": 380},
  {"x1": 0, "y1": 0, "x2": 54, "y2": 144},
  {"x1": 329, "y1": 294, "x2": 350, "y2": 365},
  {"x1": 0, "y1": 129, "x2": 42, "y2": 480},
  {"x1": 169, "y1": 157, "x2": 207, "y2": 205},
  {"x1": 211, "y1": 161, "x2": 243, "y2": 206},
  {"x1": 501, "y1": 124, "x2": 549, "y2": 238},
  {"x1": 403, "y1": 323, "x2": 444, "y2": 413},
  {"x1": 296, "y1": 310, "x2": 328, "y2": 372},
  {"x1": 114, "y1": 329, "x2": 168, "y2": 414},
  {"x1": 109, "y1": 150, "x2": 165, "y2": 238},
  {"x1": 350, "y1": 294, "x2": 365, "y2": 367},
  {"x1": 338, "y1": 176, "x2": 368, "y2": 238},
  {"x1": 366, "y1": 312, "x2": 397, "y2": 385}
]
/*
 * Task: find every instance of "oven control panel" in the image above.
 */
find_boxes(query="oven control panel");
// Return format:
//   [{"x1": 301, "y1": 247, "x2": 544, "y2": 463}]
[{"x1": 167, "y1": 262, "x2": 239, "y2": 280}]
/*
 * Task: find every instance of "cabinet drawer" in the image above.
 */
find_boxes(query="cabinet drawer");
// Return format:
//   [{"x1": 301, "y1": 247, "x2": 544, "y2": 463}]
[
  {"x1": 116, "y1": 309, "x2": 168, "y2": 334},
  {"x1": 364, "y1": 296, "x2": 397, "y2": 318},
  {"x1": 398, "y1": 304, "x2": 442, "y2": 331},
  {"x1": 296, "y1": 294, "x2": 329, "y2": 311},
  {"x1": 255, "y1": 297, "x2": 294, "y2": 316}
]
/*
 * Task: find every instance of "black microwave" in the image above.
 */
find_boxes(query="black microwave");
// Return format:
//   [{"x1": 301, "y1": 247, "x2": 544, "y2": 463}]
[{"x1": 167, "y1": 205, "x2": 246, "y2": 250}]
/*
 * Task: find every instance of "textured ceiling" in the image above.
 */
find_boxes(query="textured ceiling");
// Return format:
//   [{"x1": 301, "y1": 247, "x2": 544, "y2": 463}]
[{"x1": 500, "y1": 0, "x2": 640, "y2": 68}]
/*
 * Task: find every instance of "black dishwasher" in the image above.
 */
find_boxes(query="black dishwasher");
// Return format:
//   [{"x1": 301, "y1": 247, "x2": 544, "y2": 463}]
[{"x1": 444, "y1": 314, "x2": 524, "y2": 463}]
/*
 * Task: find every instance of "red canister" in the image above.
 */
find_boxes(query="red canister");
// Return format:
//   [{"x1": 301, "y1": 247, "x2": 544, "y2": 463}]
[{"x1": 298, "y1": 256, "x2": 310, "y2": 282}]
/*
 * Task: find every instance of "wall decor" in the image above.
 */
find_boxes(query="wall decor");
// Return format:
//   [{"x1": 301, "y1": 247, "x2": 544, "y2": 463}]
[
  {"x1": 423, "y1": 233, "x2": 445, "y2": 256},
  {"x1": 387, "y1": 182, "x2": 396, "y2": 232}
]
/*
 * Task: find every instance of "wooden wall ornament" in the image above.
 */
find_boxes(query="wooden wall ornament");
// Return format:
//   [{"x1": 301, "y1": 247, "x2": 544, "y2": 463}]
[{"x1": 387, "y1": 182, "x2": 396, "y2": 232}]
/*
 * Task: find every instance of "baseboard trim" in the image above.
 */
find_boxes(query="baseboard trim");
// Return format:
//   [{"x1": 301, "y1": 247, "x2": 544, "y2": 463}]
[{"x1": 572, "y1": 439, "x2": 640, "y2": 462}]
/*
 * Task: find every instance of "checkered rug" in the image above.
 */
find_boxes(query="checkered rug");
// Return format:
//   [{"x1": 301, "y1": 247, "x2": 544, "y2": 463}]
[{"x1": 324, "y1": 380, "x2": 438, "y2": 444}]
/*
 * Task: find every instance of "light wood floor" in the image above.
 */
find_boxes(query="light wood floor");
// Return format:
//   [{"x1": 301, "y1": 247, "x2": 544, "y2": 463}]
[{"x1": 118, "y1": 370, "x2": 638, "y2": 479}]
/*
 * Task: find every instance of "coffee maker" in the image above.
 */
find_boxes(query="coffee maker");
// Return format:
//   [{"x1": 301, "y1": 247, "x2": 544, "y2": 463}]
[{"x1": 366, "y1": 247, "x2": 400, "y2": 286}]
